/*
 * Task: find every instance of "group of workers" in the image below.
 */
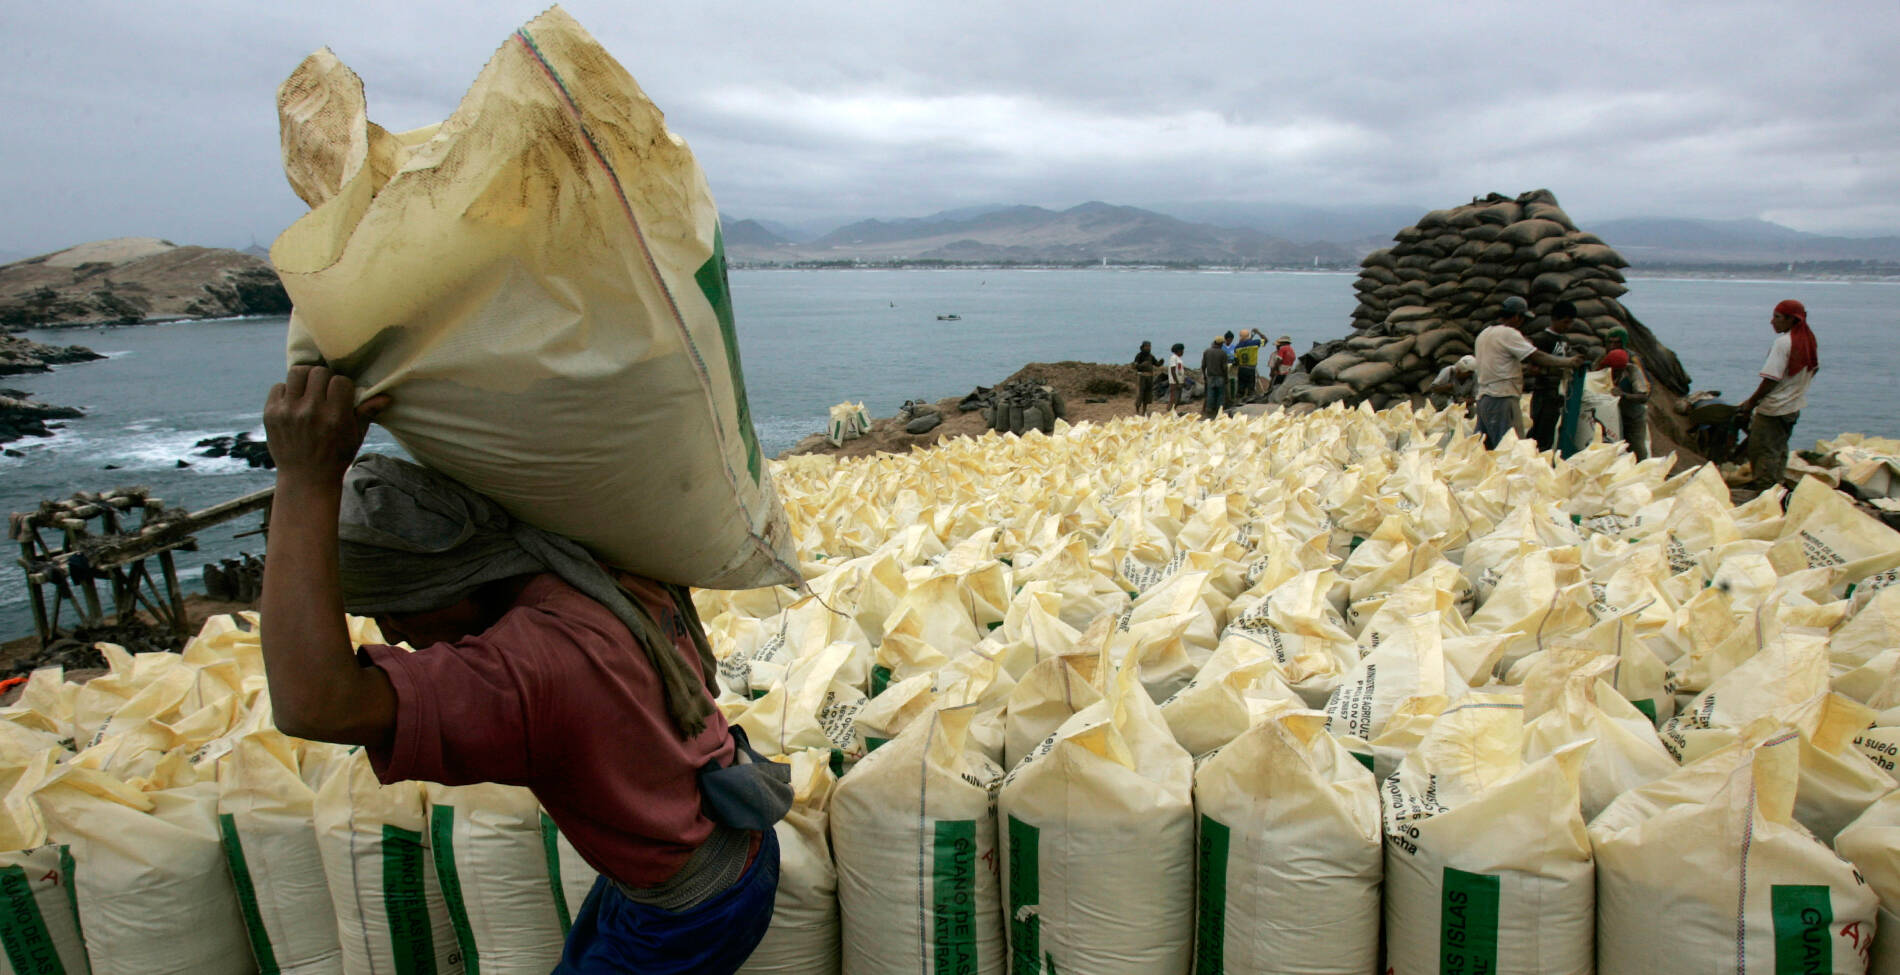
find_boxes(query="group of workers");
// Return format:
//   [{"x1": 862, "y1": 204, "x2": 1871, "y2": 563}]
[
  {"x1": 1131, "y1": 329, "x2": 1298, "y2": 418},
  {"x1": 1449, "y1": 295, "x2": 1819, "y2": 494}
]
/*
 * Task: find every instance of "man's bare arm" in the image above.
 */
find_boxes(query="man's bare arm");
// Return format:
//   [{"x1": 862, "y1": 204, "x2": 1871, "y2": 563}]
[{"x1": 260, "y1": 365, "x2": 398, "y2": 745}]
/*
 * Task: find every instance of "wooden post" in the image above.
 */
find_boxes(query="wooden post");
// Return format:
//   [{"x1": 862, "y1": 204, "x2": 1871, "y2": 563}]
[
  {"x1": 19, "y1": 539, "x2": 51, "y2": 646},
  {"x1": 157, "y1": 550, "x2": 189, "y2": 642}
]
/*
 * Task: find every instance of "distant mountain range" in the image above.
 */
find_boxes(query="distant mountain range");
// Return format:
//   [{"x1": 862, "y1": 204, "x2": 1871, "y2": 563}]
[
  {"x1": 723, "y1": 202, "x2": 1351, "y2": 267},
  {"x1": 723, "y1": 203, "x2": 1900, "y2": 270}
]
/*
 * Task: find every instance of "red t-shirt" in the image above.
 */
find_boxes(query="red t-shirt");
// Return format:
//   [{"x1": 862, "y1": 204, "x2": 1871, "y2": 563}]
[{"x1": 364, "y1": 572, "x2": 735, "y2": 887}]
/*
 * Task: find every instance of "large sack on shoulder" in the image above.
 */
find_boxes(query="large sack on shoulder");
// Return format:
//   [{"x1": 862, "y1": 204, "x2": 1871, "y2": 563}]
[
  {"x1": 1193, "y1": 711, "x2": 1381, "y2": 975},
  {"x1": 1381, "y1": 697, "x2": 1594, "y2": 975},
  {"x1": 1593, "y1": 733, "x2": 1879, "y2": 974},
  {"x1": 272, "y1": 9, "x2": 798, "y2": 590},
  {"x1": 833, "y1": 706, "x2": 1005, "y2": 975}
]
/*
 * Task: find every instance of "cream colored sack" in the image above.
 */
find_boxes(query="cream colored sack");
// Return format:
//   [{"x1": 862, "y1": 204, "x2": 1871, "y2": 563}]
[
  {"x1": 999, "y1": 661, "x2": 1195, "y2": 974},
  {"x1": 313, "y1": 751, "x2": 462, "y2": 975},
  {"x1": 1770, "y1": 476, "x2": 1900, "y2": 597},
  {"x1": 34, "y1": 767, "x2": 253, "y2": 975},
  {"x1": 1192, "y1": 711, "x2": 1381, "y2": 975},
  {"x1": 426, "y1": 783, "x2": 566, "y2": 974},
  {"x1": 1592, "y1": 732, "x2": 1879, "y2": 974},
  {"x1": 0, "y1": 749, "x2": 86, "y2": 975},
  {"x1": 216, "y1": 728, "x2": 344, "y2": 975},
  {"x1": 1521, "y1": 654, "x2": 1678, "y2": 821},
  {"x1": 738, "y1": 750, "x2": 838, "y2": 975},
  {"x1": 832, "y1": 707, "x2": 1004, "y2": 975},
  {"x1": 272, "y1": 7, "x2": 797, "y2": 590},
  {"x1": 1381, "y1": 699, "x2": 1594, "y2": 975},
  {"x1": 1836, "y1": 790, "x2": 1900, "y2": 974},
  {"x1": 541, "y1": 813, "x2": 597, "y2": 933}
]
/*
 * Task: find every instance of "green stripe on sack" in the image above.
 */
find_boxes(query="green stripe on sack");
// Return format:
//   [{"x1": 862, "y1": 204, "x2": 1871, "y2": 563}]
[
  {"x1": 1350, "y1": 751, "x2": 1376, "y2": 773},
  {"x1": 381, "y1": 824, "x2": 437, "y2": 975},
  {"x1": 1631, "y1": 698, "x2": 1658, "y2": 723},
  {"x1": 0, "y1": 864, "x2": 66, "y2": 975},
  {"x1": 871, "y1": 665, "x2": 893, "y2": 699},
  {"x1": 430, "y1": 806, "x2": 479, "y2": 975},
  {"x1": 1194, "y1": 816, "x2": 1230, "y2": 975},
  {"x1": 218, "y1": 813, "x2": 281, "y2": 975},
  {"x1": 932, "y1": 820, "x2": 978, "y2": 975},
  {"x1": 694, "y1": 227, "x2": 763, "y2": 484},
  {"x1": 540, "y1": 814, "x2": 572, "y2": 933},
  {"x1": 56, "y1": 848, "x2": 79, "y2": 956},
  {"x1": 1006, "y1": 816, "x2": 1040, "y2": 975},
  {"x1": 1772, "y1": 884, "x2": 1832, "y2": 974},
  {"x1": 1440, "y1": 867, "x2": 1499, "y2": 974}
]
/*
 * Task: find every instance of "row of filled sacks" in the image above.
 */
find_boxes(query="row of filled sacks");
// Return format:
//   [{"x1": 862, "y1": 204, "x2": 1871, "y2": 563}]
[
  {"x1": 699, "y1": 488, "x2": 1897, "y2": 779},
  {"x1": 0, "y1": 617, "x2": 600, "y2": 975},
  {"x1": 740, "y1": 651, "x2": 1900, "y2": 975}
]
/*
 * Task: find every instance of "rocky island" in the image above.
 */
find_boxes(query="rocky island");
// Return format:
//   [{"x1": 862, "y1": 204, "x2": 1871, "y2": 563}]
[{"x1": 0, "y1": 237, "x2": 290, "y2": 329}]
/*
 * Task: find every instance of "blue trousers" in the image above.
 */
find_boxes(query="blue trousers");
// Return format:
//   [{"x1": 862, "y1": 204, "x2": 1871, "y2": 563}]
[{"x1": 553, "y1": 828, "x2": 780, "y2": 974}]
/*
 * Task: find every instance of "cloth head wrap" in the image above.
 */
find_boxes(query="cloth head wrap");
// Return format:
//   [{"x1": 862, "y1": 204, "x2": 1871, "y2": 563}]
[
  {"x1": 337, "y1": 454, "x2": 719, "y2": 738},
  {"x1": 1775, "y1": 299, "x2": 1819, "y2": 375}
]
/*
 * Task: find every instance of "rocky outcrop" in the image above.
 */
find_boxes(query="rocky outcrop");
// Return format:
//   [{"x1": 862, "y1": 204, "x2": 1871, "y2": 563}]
[
  {"x1": 0, "y1": 238, "x2": 291, "y2": 329},
  {"x1": 1278, "y1": 189, "x2": 1691, "y2": 413},
  {"x1": 0, "y1": 388, "x2": 83, "y2": 444},
  {"x1": 0, "y1": 333, "x2": 104, "y2": 376}
]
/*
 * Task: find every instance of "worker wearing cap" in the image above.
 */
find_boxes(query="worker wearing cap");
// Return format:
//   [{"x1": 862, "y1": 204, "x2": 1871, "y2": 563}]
[
  {"x1": 1472, "y1": 296, "x2": 1582, "y2": 449},
  {"x1": 1269, "y1": 335, "x2": 1297, "y2": 390},
  {"x1": 1428, "y1": 355, "x2": 1478, "y2": 411},
  {"x1": 1595, "y1": 328, "x2": 1650, "y2": 461}
]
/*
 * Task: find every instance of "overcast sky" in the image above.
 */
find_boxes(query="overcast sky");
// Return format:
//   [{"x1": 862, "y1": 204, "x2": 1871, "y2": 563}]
[{"x1": 3, "y1": 0, "x2": 1897, "y2": 256}]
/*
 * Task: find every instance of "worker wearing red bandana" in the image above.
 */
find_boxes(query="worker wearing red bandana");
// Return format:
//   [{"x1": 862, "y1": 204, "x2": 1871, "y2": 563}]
[{"x1": 1737, "y1": 298, "x2": 1819, "y2": 491}]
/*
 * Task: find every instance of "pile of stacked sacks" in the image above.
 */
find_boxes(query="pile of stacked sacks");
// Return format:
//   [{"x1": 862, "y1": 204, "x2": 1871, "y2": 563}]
[
  {"x1": 3, "y1": 404, "x2": 1899, "y2": 973},
  {"x1": 1278, "y1": 189, "x2": 1690, "y2": 412},
  {"x1": 0, "y1": 615, "x2": 600, "y2": 975},
  {"x1": 702, "y1": 404, "x2": 1900, "y2": 974}
]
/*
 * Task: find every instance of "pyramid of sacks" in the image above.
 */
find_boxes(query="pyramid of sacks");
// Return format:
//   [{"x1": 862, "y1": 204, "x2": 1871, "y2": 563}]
[{"x1": 1283, "y1": 189, "x2": 1689, "y2": 411}]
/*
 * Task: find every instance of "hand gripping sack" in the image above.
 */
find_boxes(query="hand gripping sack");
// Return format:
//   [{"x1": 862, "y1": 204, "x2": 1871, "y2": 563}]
[
  {"x1": 312, "y1": 751, "x2": 463, "y2": 975},
  {"x1": 1591, "y1": 732, "x2": 1879, "y2": 974},
  {"x1": 425, "y1": 783, "x2": 566, "y2": 974},
  {"x1": 831, "y1": 706, "x2": 1004, "y2": 975},
  {"x1": 33, "y1": 767, "x2": 254, "y2": 975},
  {"x1": 1381, "y1": 698, "x2": 1594, "y2": 975},
  {"x1": 998, "y1": 660, "x2": 1195, "y2": 974},
  {"x1": 271, "y1": 7, "x2": 797, "y2": 590},
  {"x1": 1836, "y1": 791, "x2": 1900, "y2": 974},
  {"x1": 1192, "y1": 711, "x2": 1381, "y2": 975},
  {"x1": 737, "y1": 749, "x2": 838, "y2": 975}
]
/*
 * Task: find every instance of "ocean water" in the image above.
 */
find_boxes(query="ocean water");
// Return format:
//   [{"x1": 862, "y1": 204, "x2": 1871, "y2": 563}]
[{"x1": 3, "y1": 269, "x2": 1896, "y2": 637}]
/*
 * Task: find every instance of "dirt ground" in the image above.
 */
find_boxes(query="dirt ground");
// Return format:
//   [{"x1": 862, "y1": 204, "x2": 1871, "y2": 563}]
[
  {"x1": 0, "y1": 595, "x2": 256, "y2": 697},
  {"x1": 781, "y1": 360, "x2": 1205, "y2": 459}
]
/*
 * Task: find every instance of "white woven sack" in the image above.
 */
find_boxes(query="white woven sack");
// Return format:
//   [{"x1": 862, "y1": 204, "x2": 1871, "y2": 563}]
[
  {"x1": 1192, "y1": 711, "x2": 1380, "y2": 974},
  {"x1": 1381, "y1": 698, "x2": 1594, "y2": 975},
  {"x1": 998, "y1": 661, "x2": 1194, "y2": 974},
  {"x1": 312, "y1": 751, "x2": 463, "y2": 975},
  {"x1": 0, "y1": 845, "x2": 89, "y2": 975},
  {"x1": 1593, "y1": 731, "x2": 1879, "y2": 974},
  {"x1": 216, "y1": 730, "x2": 344, "y2": 975},
  {"x1": 426, "y1": 783, "x2": 566, "y2": 974},
  {"x1": 271, "y1": 8, "x2": 797, "y2": 590},
  {"x1": 34, "y1": 769, "x2": 253, "y2": 975},
  {"x1": 737, "y1": 750, "x2": 838, "y2": 975},
  {"x1": 832, "y1": 707, "x2": 1002, "y2": 975}
]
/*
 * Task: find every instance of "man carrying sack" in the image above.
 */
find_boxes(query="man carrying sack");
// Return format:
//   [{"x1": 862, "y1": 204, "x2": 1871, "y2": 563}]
[{"x1": 260, "y1": 365, "x2": 788, "y2": 974}]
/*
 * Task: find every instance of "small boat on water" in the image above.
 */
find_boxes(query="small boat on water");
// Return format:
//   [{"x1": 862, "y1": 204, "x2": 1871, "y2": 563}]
[{"x1": 936, "y1": 314, "x2": 961, "y2": 321}]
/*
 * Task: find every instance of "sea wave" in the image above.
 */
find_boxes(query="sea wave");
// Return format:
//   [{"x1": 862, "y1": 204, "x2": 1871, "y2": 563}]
[{"x1": 12, "y1": 420, "x2": 270, "y2": 476}]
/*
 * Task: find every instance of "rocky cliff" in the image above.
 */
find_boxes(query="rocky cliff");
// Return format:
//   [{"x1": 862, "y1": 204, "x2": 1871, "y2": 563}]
[{"x1": 0, "y1": 238, "x2": 291, "y2": 330}]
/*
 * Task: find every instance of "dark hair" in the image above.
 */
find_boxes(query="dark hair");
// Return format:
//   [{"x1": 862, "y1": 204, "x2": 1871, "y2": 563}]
[
  {"x1": 1224, "y1": 330, "x2": 1235, "y2": 341},
  {"x1": 1140, "y1": 340, "x2": 1151, "y2": 348},
  {"x1": 1551, "y1": 300, "x2": 1578, "y2": 320},
  {"x1": 1171, "y1": 342, "x2": 1185, "y2": 354}
]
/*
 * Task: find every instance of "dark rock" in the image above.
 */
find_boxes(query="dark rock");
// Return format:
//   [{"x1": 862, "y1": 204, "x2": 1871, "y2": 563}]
[{"x1": 904, "y1": 412, "x2": 943, "y2": 435}]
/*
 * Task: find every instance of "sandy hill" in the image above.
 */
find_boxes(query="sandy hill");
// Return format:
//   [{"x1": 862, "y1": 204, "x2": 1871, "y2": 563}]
[{"x1": 0, "y1": 237, "x2": 291, "y2": 329}]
